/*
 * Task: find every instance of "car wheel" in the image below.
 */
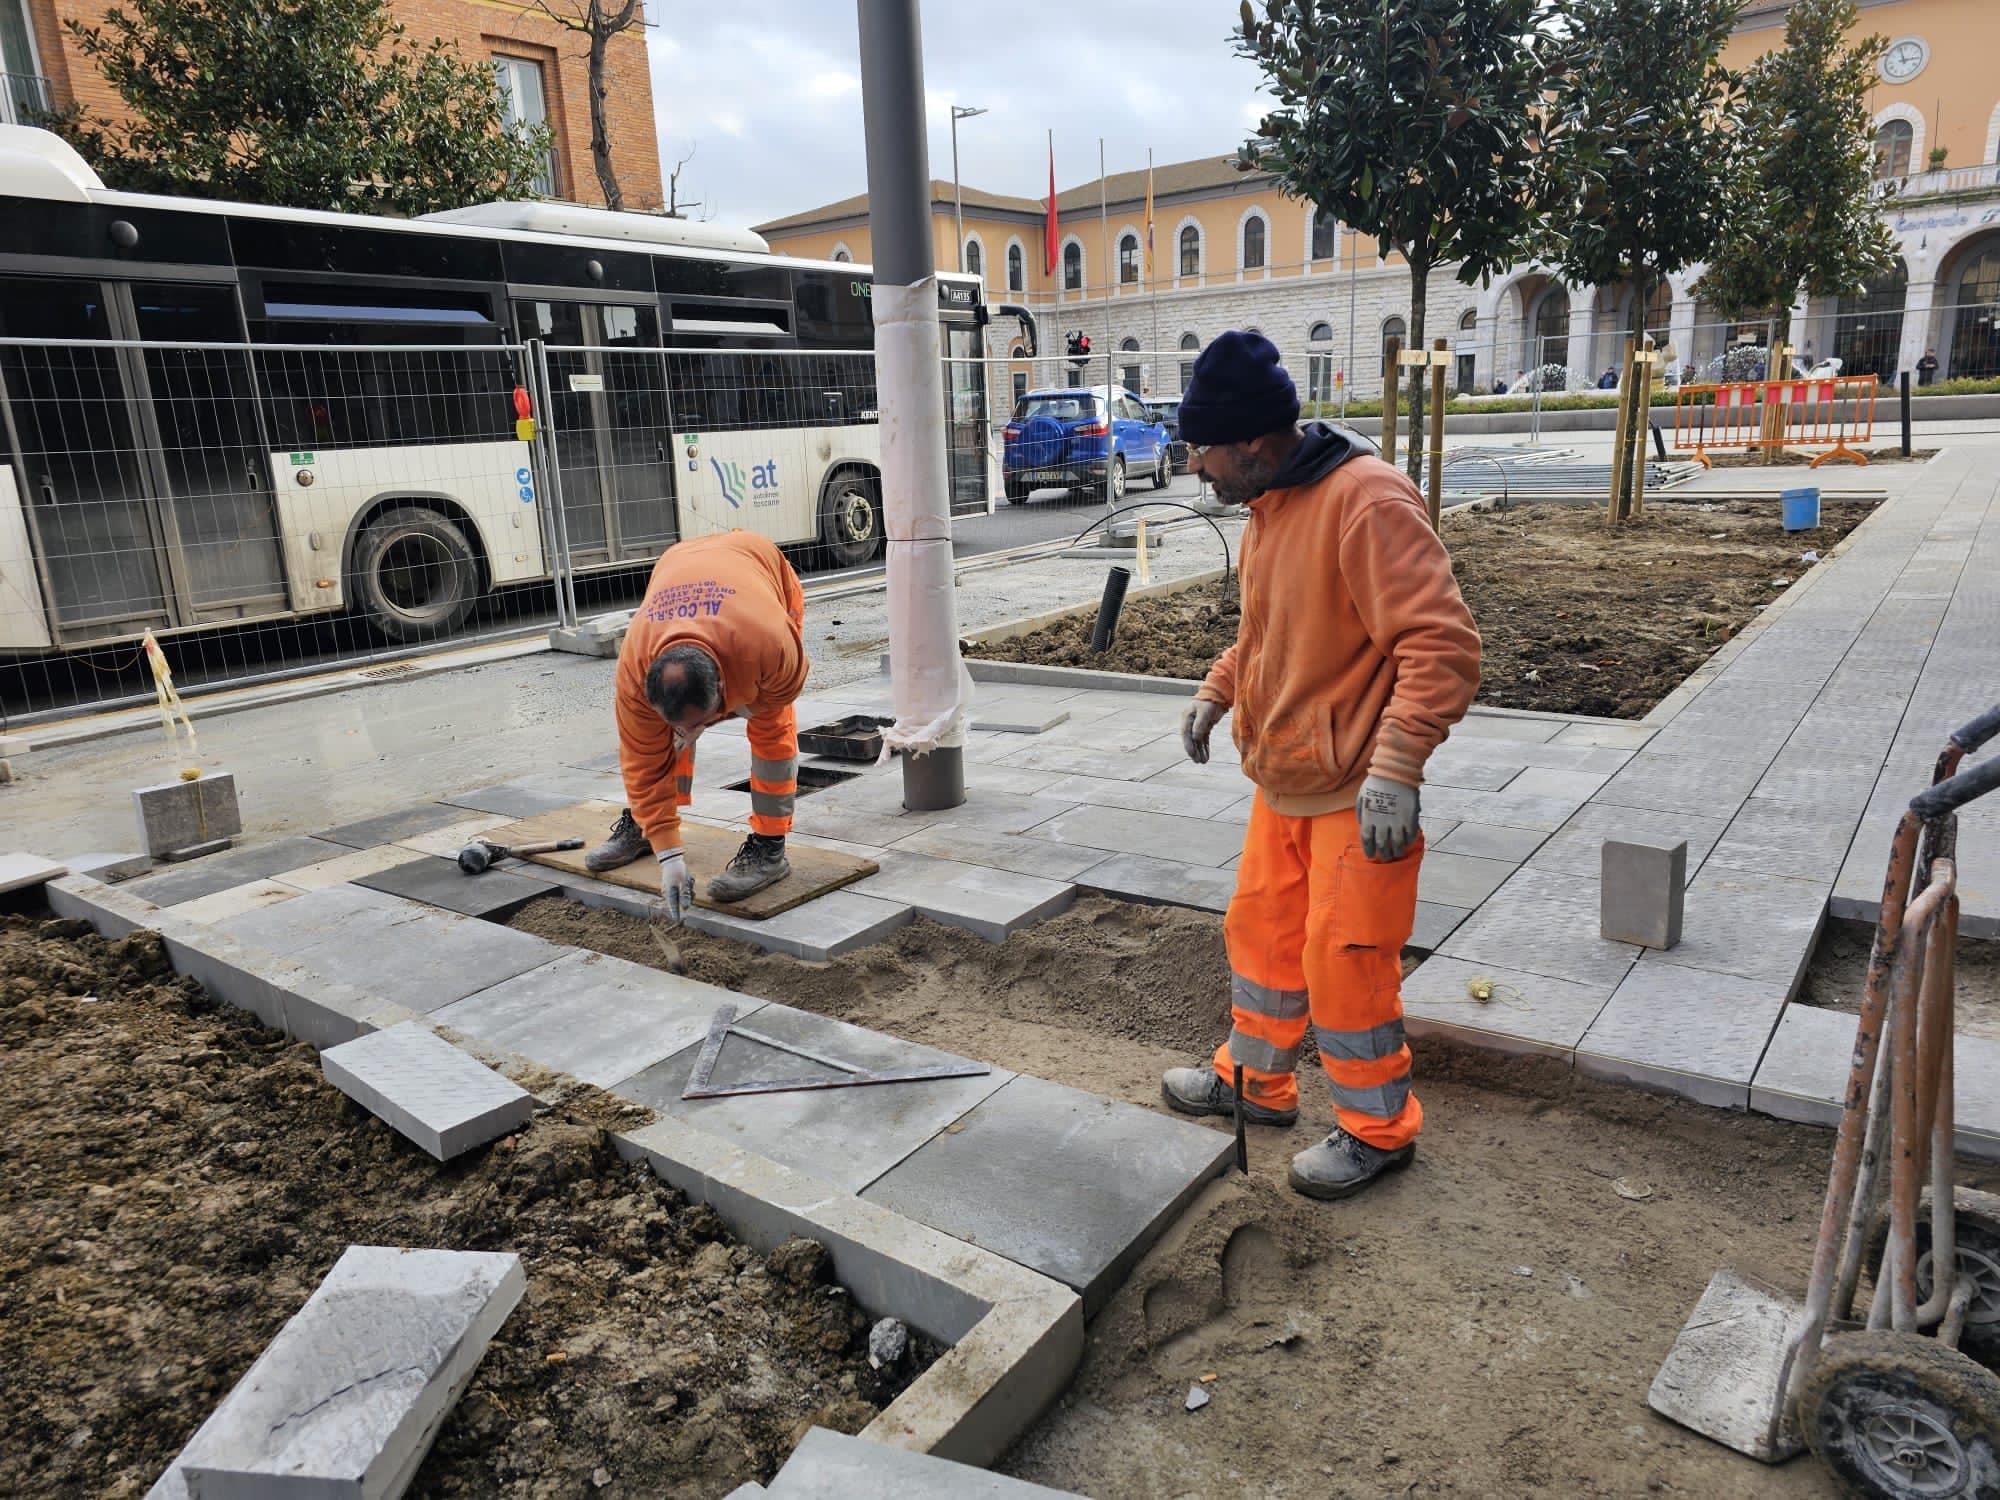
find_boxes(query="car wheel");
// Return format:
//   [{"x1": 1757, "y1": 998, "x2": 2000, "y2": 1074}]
[
  {"x1": 1104, "y1": 455, "x2": 1126, "y2": 503},
  {"x1": 1004, "y1": 477, "x2": 1029, "y2": 505},
  {"x1": 351, "y1": 505, "x2": 479, "y2": 643},
  {"x1": 1152, "y1": 451, "x2": 1171, "y2": 489},
  {"x1": 819, "y1": 473, "x2": 882, "y2": 568}
]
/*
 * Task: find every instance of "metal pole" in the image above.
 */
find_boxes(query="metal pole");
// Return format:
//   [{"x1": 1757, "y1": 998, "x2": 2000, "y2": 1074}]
[
  {"x1": 1148, "y1": 146, "x2": 1158, "y2": 383},
  {"x1": 858, "y1": 0, "x2": 964, "y2": 811},
  {"x1": 1343, "y1": 222, "x2": 1357, "y2": 420},
  {"x1": 1900, "y1": 369, "x2": 1913, "y2": 456},
  {"x1": 1100, "y1": 138, "x2": 1113, "y2": 399},
  {"x1": 951, "y1": 111, "x2": 962, "y2": 275}
]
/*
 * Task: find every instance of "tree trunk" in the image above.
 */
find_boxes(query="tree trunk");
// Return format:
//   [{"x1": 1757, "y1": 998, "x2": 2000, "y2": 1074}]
[
  {"x1": 586, "y1": 11, "x2": 622, "y2": 211},
  {"x1": 1762, "y1": 301, "x2": 1794, "y2": 464},
  {"x1": 1404, "y1": 258, "x2": 1429, "y2": 485}
]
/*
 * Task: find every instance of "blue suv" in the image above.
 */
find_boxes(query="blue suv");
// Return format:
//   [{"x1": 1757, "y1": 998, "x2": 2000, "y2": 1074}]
[{"x1": 1002, "y1": 386, "x2": 1172, "y2": 504}]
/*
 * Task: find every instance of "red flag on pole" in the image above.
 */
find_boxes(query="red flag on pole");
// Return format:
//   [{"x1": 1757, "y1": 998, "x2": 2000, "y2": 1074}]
[{"x1": 1044, "y1": 132, "x2": 1058, "y2": 276}]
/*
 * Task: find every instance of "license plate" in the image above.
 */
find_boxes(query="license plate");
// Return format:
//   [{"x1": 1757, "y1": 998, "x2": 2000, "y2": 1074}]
[{"x1": 1025, "y1": 470, "x2": 1063, "y2": 483}]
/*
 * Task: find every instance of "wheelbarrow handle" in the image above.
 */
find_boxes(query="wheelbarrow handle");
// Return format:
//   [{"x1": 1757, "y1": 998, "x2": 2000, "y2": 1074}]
[
  {"x1": 1912, "y1": 751, "x2": 2000, "y2": 821},
  {"x1": 1952, "y1": 704, "x2": 2000, "y2": 756}
]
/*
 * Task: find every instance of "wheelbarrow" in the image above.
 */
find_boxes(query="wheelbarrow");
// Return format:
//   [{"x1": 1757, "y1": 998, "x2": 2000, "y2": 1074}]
[{"x1": 1649, "y1": 704, "x2": 2000, "y2": 1497}]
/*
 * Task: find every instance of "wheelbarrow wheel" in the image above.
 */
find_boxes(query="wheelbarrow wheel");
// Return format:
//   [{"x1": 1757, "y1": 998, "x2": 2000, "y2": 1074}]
[
  {"x1": 1799, "y1": 1330, "x2": 2000, "y2": 1498},
  {"x1": 1866, "y1": 1189, "x2": 2000, "y2": 1372}
]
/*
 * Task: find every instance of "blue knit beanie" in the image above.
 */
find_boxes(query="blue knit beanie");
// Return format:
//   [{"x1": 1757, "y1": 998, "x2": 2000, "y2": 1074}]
[{"x1": 1178, "y1": 330, "x2": 1300, "y2": 446}]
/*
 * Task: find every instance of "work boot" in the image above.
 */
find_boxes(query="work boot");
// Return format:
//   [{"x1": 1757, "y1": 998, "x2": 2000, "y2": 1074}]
[
  {"x1": 1288, "y1": 1126, "x2": 1415, "y2": 1201},
  {"x1": 584, "y1": 807, "x2": 649, "y2": 873},
  {"x1": 707, "y1": 833, "x2": 790, "y2": 903},
  {"x1": 1160, "y1": 1066, "x2": 1298, "y2": 1127}
]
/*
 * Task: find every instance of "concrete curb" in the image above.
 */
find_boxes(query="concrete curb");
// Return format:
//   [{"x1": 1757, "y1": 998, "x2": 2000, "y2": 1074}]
[{"x1": 43, "y1": 870, "x2": 1083, "y2": 1470}]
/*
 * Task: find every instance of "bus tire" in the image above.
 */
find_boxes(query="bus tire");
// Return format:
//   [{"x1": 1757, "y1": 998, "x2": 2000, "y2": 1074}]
[
  {"x1": 351, "y1": 505, "x2": 480, "y2": 643},
  {"x1": 819, "y1": 472, "x2": 882, "y2": 568}
]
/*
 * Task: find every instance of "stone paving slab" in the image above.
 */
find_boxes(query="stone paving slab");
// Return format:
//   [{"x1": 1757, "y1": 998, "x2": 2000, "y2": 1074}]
[
  {"x1": 218, "y1": 884, "x2": 563, "y2": 1015},
  {"x1": 122, "y1": 835, "x2": 348, "y2": 907},
  {"x1": 392, "y1": 814, "x2": 515, "y2": 860},
  {"x1": 354, "y1": 855, "x2": 555, "y2": 921},
  {"x1": 1417, "y1": 785, "x2": 1592, "y2": 833},
  {"x1": 1594, "y1": 752, "x2": 1771, "y2": 817},
  {"x1": 1416, "y1": 851, "x2": 1516, "y2": 909},
  {"x1": 0, "y1": 852, "x2": 65, "y2": 893},
  {"x1": 617, "y1": 1004, "x2": 1014, "y2": 1194},
  {"x1": 1522, "y1": 804, "x2": 1728, "y2": 884},
  {"x1": 849, "y1": 852, "x2": 1075, "y2": 942},
  {"x1": 1028, "y1": 803, "x2": 1245, "y2": 867},
  {"x1": 1410, "y1": 902, "x2": 1470, "y2": 952},
  {"x1": 432, "y1": 949, "x2": 751, "y2": 1090},
  {"x1": 268, "y1": 844, "x2": 417, "y2": 892},
  {"x1": 1044, "y1": 770, "x2": 1245, "y2": 819},
  {"x1": 441, "y1": 782, "x2": 584, "y2": 819},
  {"x1": 859, "y1": 1073, "x2": 1233, "y2": 1315},
  {"x1": 1641, "y1": 867, "x2": 1828, "y2": 993},
  {"x1": 1402, "y1": 955, "x2": 1616, "y2": 1058},
  {"x1": 312, "y1": 802, "x2": 473, "y2": 851},
  {"x1": 321, "y1": 1021, "x2": 534, "y2": 1160},
  {"x1": 1437, "y1": 886, "x2": 1641, "y2": 990},
  {"x1": 1576, "y1": 964, "x2": 1789, "y2": 1110},
  {"x1": 171, "y1": 879, "x2": 303, "y2": 927},
  {"x1": 1430, "y1": 821, "x2": 1548, "y2": 863},
  {"x1": 887, "y1": 823, "x2": 1113, "y2": 882},
  {"x1": 157, "y1": 1245, "x2": 522, "y2": 1500},
  {"x1": 766, "y1": 1426, "x2": 1081, "y2": 1498},
  {"x1": 1073, "y1": 853, "x2": 1238, "y2": 913},
  {"x1": 1422, "y1": 759, "x2": 1525, "y2": 791}
]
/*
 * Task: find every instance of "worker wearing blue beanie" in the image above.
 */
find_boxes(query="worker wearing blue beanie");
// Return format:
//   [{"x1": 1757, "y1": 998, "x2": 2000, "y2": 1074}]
[{"x1": 1177, "y1": 330, "x2": 1301, "y2": 448}]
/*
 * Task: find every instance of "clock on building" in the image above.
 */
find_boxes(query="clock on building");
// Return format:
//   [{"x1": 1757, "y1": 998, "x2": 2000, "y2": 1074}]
[{"x1": 1880, "y1": 37, "x2": 1928, "y2": 84}]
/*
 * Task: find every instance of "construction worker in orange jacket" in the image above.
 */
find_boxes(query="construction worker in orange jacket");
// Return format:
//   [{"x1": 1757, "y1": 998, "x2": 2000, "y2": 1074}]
[
  {"x1": 584, "y1": 530, "x2": 807, "y2": 919},
  {"x1": 1161, "y1": 331, "x2": 1481, "y2": 1201}
]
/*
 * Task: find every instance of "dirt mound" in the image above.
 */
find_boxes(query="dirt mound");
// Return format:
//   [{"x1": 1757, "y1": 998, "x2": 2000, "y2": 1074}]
[
  {"x1": 0, "y1": 913, "x2": 920, "y2": 1500},
  {"x1": 969, "y1": 498, "x2": 1876, "y2": 719}
]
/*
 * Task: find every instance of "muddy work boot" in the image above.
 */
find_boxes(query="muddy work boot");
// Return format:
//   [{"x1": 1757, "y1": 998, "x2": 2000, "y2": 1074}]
[
  {"x1": 584, "y1": 807, "x2": 649, "y2": 873},
  {"x1": 1288, "y1": 1126, "x2": 1414, "y2": 1201},
  {"x1": 707, "y1": 833, "x2": 790, "y2": 903},
  {"x1": 1160, "y1": 1066, "x2": 1298, "y2": 1127}
]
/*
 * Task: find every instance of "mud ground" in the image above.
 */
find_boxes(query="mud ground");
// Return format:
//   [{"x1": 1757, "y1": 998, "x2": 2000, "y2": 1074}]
[
  {"x1": 1803, "y1": 915, "x2": 2000, "y2": 1043},
  {"x1": 967, "y1": 498, "x2": 1876, "y2": 719},
  {"x1": 509, "y1": 893, "x2": 1987, "y2": 1497},
  {"x1": 0, "y1": 913, "x2": 920, "y2": 1500}
]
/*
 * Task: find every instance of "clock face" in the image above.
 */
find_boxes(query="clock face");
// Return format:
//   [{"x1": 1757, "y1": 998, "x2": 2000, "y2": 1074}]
[{"x1": 1880, "y1": 37, "x2": 1928, "y2": 83}]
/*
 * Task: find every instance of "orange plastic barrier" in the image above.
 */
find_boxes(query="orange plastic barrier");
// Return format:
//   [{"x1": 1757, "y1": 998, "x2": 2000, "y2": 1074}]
[{"x1": 1672, "y1": 374, "x2": 1878, "y2": 468}]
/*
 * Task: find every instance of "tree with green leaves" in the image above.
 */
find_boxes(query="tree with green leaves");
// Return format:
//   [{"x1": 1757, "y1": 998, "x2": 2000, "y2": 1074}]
[
  {"x1": 1695, "y1": 0, "x2": 1897, "y2": 356},
  {"x1": 48, "y1": 0, "x2": 554, "y2": 216},
  {"x1": 1235, "y1": 0, "x2": 1555, "y2": 482}
]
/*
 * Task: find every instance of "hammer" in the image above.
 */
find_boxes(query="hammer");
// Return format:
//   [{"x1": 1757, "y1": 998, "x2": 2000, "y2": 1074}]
[{"x1": 457, "y1": 837, "x2": 582, "y2": 875}]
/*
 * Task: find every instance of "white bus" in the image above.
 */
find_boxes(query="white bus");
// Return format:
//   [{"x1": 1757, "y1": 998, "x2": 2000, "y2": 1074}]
[{"x1": 0, "y1": 125, "x2": 1006, "y2": 651}]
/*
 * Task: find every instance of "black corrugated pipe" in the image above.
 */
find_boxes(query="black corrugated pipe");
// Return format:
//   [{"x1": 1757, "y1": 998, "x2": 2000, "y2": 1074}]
[{"x1": 1090, "y1": 565, "x2": 1132, "y2": 654}]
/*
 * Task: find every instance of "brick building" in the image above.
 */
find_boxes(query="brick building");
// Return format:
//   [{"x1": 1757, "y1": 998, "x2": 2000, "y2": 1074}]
[{"x1": 0, "y1": 0, "x2": 663, "y2": 210}]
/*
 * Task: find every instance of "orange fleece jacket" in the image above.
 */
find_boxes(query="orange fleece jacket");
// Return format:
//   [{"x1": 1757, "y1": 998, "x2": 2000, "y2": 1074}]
[
  {"x1": 1197, "y1": 452, "x2": 1480, "y2": 815},
  {"x1": 615, "y1": 531, "x2": 807, "y2": 852}
]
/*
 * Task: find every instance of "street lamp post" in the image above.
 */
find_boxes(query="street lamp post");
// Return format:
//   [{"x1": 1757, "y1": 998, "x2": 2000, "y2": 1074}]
[{"x1": 950, "y1": 104, "x2": 987, "y2": 274}]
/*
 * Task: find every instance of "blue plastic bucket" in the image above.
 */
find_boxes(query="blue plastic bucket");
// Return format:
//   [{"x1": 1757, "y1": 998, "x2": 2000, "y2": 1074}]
[{"x1": 1781, "y1": 486, "x2": 1821, "y2": 531}]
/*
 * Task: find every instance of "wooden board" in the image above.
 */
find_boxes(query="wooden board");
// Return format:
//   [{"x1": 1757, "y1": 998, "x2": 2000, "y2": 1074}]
[{"x1": 484, "y1": 801, "x2": 878, "y2": 920}]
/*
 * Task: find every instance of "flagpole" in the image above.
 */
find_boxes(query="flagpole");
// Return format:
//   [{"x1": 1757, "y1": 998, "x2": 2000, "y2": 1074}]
[
  {"x1": 1147, "y1": 147, "x2": 1158, "y2": 388},
  {"x1": 1099, "y1": 137, "x2": 1111, "y2": 405}
]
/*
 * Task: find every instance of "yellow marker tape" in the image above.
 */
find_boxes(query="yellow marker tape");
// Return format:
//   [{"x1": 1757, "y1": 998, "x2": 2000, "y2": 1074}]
[{"x1": 140, "y1": 628, "x2": 199, "y2": 765}]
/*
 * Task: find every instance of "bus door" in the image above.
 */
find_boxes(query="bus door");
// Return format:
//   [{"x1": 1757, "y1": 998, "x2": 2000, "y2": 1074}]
[
  {"x1": 0, "y1": 275, "x2": 173, "y2": 640},
  {"x1": 125, "y1": 282, "x2": 287, "y2": 623},
  {"x1": 943, "y1": 321, "x2": 990, "y2": 515},
  {"x1": 515, "y1": 299, "x2": 676, "y2": 568}
]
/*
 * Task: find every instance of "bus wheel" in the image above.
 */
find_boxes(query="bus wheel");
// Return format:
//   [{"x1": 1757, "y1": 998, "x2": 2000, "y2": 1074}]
[
  {"x1": 820, "y1": 474, "x2": 881, "y2": 568},
  {"x1": 352, "y1": 505, "x2": 479, "y2": 642}
]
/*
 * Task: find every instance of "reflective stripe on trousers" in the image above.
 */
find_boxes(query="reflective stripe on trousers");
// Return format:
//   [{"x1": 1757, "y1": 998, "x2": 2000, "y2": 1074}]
[{"x1": 745, "y1": 704, "x2": 799, "y2": 837}]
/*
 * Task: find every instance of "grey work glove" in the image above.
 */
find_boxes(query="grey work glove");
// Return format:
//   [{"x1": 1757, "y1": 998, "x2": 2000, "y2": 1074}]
[
  {"x1": 1181, "y1": 699, "x2": 1227, "y2": 764},
  {"x1": 654, "y1": 848, "x2": 696, "y2": 924},
  {"x1": 1356, "y1": 775, "x2": 1422, "y2": 862}
]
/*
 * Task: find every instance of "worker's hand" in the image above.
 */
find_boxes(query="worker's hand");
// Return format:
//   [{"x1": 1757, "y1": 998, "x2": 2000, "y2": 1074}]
[
  {"x1": 1356, "y1": 775, "x2": 1422, "y2": 862},
  {"x1": 654, "y1": 848, "x2": 695, "y2": 924},
  {"x1": 1181, "y1": 699, "x2": 1227, "y2": 764}
]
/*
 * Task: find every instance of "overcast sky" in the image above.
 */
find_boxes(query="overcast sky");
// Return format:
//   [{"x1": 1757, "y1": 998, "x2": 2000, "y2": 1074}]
[{"x1": 644, "y1": 2, "x2": 1274, "y2": 228}]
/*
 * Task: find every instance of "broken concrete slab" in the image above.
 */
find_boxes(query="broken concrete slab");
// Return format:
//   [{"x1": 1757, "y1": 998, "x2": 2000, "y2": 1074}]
[
  {"x1": 1576, "y1": 962, "x2": 1788, "y2": 1110},
  {"x1": 0, "y1": 851, "x2": 66, "y2": 894},
  {"x1": 133, "y1": 772, "x2": 242, "y2": 860},
  {"x1": 433, "y1": 949, "x2": 756, "y2": 1091},
  {"x1": 860, "y1": 1074, "x2": 1233, "y2": 1316},
  {"x1": 353, "y1": 856, "x2": 554, "y2": 921},
  {"x1": 321, "y1": 1023, "x2": 534, "y2": 1160},
  {"x1": 617, "y1": 1004, "x2": 1012, "y2": 1193},
  {"x1": 161, "y1": 1245, "x2": 523, "y2": 1500},
  {"x1": 849, "y1": 853, "x2": 1074, "y2": 942},
  {"x1": 312, "y1": 802, "x2": 477, "y2": 851},
  {"x1": 122, "y1": 836, "x2": 349, "y2": 909},
  {"x1": 765, "y1": 1426, "x2": 1082, "y2": 1497}
]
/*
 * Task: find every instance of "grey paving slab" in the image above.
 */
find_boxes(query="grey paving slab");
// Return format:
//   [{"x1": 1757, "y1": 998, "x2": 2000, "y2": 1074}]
[
  {"x1": 353, "y1": 856, "x2": 555, "y2": 920},
  {"x1": 1073, "y1": 852, "x2": 1238, "y2": 913},
  {"x1": 1033, "y1": 714, "x2": 1180, "y2": 753},
  {"x1": 1144, "y1": 761, "x2": 1256, "y2": 794},
  {"x1": 1595, "y1": 752, "x2": 1771, "y2": 816},
  {"x1": 849, "y1": 851, "x2": 1075, "y2": 941},
  {"x1": 1550, "y1": 722, "x2": 1656, "y2": 750},
  {"x1": 321, "y1": 1022, "x2": 533, "y2": 1159},
  {"x1": 503, "y1": 766, "x2": 627, "y2": 807},
  {"x1": 1421, "y1": 759, "x2": 1525, "y2": 792},
  {"x1": 0, "y1": 852, "x2": 65, "y2": 893},
  {"x1": 990, "y1": 738, "x2": 1187, "y2": 781},
  {"x1": 1575, "y1": 962, "x2": 1788, "y2": 1109},
  {"x1": 1748, "y1": 1003, "x2": 1856, "y2": 1130},
  {"x1": 1703, "y1": 797, "x2": 1867, "y2": 883},
  {"x1": 1029, "y1": 803, "x2": 1246, "y2": 867},
  {"x1": 617, "y1": 1004, "x2": 1013, "y2": 1193},
  {"x1": 684, "y1": 890, "x2": 915, "y2": 961},
  {"x1": 859, "y1": 1074, "x2": 1232, "y2": 1316},
  {"x1": 887, "y1": 822, "x2": 1113, "y2": 882},
  {"x1": 767, "y1": 1425, "x2": 1082, "y2": 1498},
  {"x1": 160, "y1": 1245, "x2": 522, "y2": 1500},
  {"x1": 1402, "y1": 955, "x2": 1615, "y2": 1058},
  {"x1": 971, "y1": 708, "x2": 1071, "y2": 735},
  {"x1": 440, "y1": 783, "x2": 583, "y2": 819},
  {"x1": 313, "y1": 802, "x2": 475, "y2": 851},
  {"x1": 1044, "y1": 771, "x2": 1246, "y2": 819},
  {"x1": 219, "y1": 884, "x2": 563, "y2": 1014},
  {"x1": 1437, "y1": 889, "x2": 1641, "y2": 990},
  {"x1": 1416, "y1": 851, "x2": 1517, "y2": 909},
  {"x1": 1506, "y1": 766, "x2": 1614, "y2": 802},
  {"x1": 1452, "y1": 715, "x2": 1565, "y2": 745},
  {"x1": 432, "y1": 949, "x2": 755, "y2": 1090},
  {"x1": 133, "y1": 772, "x2": 241, "y2": 860},
  {"x1": 1410, "y1": 902, "x2": 1470, "y2": 952},
  {"x1": 1643, "y1": 867, "x2": 1829, "y2": 992},
  {"x1": 786, "y1": 802, "x2": 907, "y2": 847},
  {"x1": 1431, "y1": 821, "x2": 1548, "y2": 863},
  {"x1": 1417, "y1": 785, "x2": 1592, "y2": 833},
  {"x1": 1524, "y1": 804, "x2": 1728, "y2": 883},
  {"x1": 172, "y1": 880, "x2": 305, "y2": 926},
  {"x1": 123, "y1": 836, "x2": 351, "y2": 908}
]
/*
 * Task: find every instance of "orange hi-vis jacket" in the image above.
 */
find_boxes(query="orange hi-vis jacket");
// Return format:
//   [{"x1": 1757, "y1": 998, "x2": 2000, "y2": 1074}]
[
  {"x1": 1196, "y1": 446, "x2": 1479, "y2": 813},
  {"x1": 614, "y1": 531, "x2": 807, "y2": 854}
]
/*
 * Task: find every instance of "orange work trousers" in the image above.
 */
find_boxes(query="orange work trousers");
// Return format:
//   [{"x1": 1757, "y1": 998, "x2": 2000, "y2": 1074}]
[{"x1": 1215, "y1": 793, "x2": 1424, "y2": 1150}]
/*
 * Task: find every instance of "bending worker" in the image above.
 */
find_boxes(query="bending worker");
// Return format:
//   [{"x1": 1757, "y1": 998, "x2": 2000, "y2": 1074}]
[
  {"x1": 583, "y1": 529, "x2": 806, "y2": 917},
  {"x1": 1161, "y1": 331, "x2": 1480, "y2": 1202}
]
